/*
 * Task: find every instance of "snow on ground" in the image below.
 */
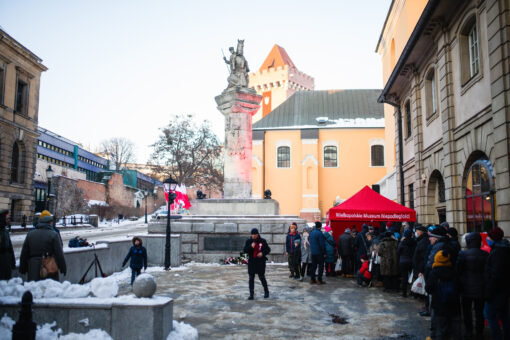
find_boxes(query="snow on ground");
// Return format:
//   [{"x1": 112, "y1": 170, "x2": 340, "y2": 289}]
[{"x1": 167, "y1": 321, "x2": 198, "y2": 340}]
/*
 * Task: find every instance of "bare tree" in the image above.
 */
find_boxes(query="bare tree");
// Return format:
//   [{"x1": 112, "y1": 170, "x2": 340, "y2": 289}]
[
  {"x1": 150, "y1": 114, "x2": 223, "y2": 193},
  {"x1": 100, "y1": 137, "x2": 135, "y2": 170}
]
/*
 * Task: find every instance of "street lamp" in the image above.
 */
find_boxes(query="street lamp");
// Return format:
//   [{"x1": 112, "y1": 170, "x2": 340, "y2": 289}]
[
  {"x1": 45, "y1": 165, "x2": 54, "y2": 210},
  {"x1": 163, "y1": 176, "x2": 178, "y2": 270}
]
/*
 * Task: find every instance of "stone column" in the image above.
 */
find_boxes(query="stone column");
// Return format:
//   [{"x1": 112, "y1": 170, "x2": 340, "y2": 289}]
[{"x1": 215, "y1": 87, "x2": 262, "y2": 199}]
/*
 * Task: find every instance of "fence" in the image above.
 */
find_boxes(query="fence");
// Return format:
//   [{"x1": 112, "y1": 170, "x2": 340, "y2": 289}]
[{"x1": 59, "y1": 215, "x2": 90, "y2": 226}]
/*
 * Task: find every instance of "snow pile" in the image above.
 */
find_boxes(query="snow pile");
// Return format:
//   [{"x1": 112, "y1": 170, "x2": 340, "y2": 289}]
[
  {"x1": 88, "y1": 200, "x2": 108, "y2": 207},
  {"x1": 167, "y1": 321, "x2": 198, "y2": 340},
  {"x1": 90, "y1": 277, "x2": 118, "y2": 298},
  {"x1": 0, "y1": 314, "x2": 112, "y2": 340},
  {"x1": 0, "y1": 277, "x2": 120, "y2": 301}
]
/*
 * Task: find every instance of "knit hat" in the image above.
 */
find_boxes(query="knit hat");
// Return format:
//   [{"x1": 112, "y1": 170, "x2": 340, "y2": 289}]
[
  {"x1": 0, "y1": 209, "x2": 8, "y2": 216},
  {"x1": 429, "y1": 226, "x2": 447, "y2": 238},
  {"x1": 250, "y1": 228, "x2": 259, "y2": 235},
  {"x1": 465, "y1": 232, "x2": 482, "y2": 249},
  {"x1": 403, "y1": 229, "x2": 413, "y2": 239},
  {"x1": 488, "y1": 226, "x2": 504, "y2": 241},
  {"x1": 415, "y1": 225, "x2": 427, "y2": 233},
  {"x1": 432, "y1": 250, "x2": 452, "y2": 268},
  {"x1": 446, "y1": 228, "x2": 458, "y2": 238},
  {"x1": 40, "y1": 210, "x2": 52, "y2": 218},
  {"x1": 315, "y1": 222, "x2": 322, "y2": 229},
  {"x1": 360, "y1": 254, "x2": 368, "y2": 261},
  {"x1": 344, "y1": 228, "x2": 351, "y2": 234},
  {"x1": 440, "y1": 221, "x2": 450, "y2": 230}
]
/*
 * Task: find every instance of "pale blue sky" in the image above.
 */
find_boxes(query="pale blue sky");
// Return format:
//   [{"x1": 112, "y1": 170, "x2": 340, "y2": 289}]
[{"x1": 0, "y1": 0, "x2": 391, "y2": 162}]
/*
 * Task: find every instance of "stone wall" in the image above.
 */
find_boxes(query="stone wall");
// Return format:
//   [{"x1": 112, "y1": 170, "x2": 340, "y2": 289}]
[{"x1": 149, "y1": 216, "x2": 307, "y2": 263}]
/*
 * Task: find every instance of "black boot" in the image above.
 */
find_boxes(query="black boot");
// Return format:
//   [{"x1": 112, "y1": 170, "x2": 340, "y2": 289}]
[
  {"x1": 264, "y1": 290, "x2": 269, "y2": 298},
  {"x1": 248, "y1": 295, "x2": 254, "y2": 300}
]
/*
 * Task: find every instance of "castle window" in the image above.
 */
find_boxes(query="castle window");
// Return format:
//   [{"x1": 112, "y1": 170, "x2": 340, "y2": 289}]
[
  {"x1": 323, "y1": 146, "x2": 338, "y2": 168},
  {"x1": 277, "y1": 146, "x2": 290, "y2": 168}
]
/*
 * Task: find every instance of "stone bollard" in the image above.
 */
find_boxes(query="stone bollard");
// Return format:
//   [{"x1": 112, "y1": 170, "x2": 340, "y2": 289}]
[
  {"x1": 132, "y1": 273, "x2": 157, "y2": 298},
  {"x1": 89, "y1": 215, "x2": 99, "y2": 228},
  {"x1": 12, "y1": 291, "x2": 36, "y2": 340}
]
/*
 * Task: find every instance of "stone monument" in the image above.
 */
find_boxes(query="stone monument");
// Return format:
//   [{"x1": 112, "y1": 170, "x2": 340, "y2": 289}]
[{"x1": 215, "y1": 39, "x2": 262, "y2": 199}]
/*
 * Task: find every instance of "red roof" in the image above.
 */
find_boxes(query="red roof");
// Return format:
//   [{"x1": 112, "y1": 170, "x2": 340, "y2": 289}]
[
  {"x1": 328, "y1": 186, "x2": 416, "y2": 222},
  {"x1": 259, "y1": 44, "x2": 296, "y2": 72}
]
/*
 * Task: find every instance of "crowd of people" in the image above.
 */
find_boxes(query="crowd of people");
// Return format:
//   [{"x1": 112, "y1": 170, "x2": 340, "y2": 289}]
[{"x1": 282, "y1": 220, "x2": 510, "y2": 340}]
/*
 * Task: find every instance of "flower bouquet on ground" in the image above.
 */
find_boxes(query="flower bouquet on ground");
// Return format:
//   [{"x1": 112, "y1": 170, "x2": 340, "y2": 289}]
[{"x1": 221, "y1": 253, "x2": 248, "y2": 265}]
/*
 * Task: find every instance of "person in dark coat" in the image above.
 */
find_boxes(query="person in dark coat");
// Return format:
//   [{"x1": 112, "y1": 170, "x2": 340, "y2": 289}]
[
  {"x1": 300, "y1": 226, "x2": 312, "y2": 280},
  {"x1": 483, "y1": 227, "x2": 510, "y2": 340},
  {"x1": 338, "y1": 228, "x2": 354, "y2": 277},
  {"x1": 425, "y1": 226, "x2": 456, "y2": 278},
  {"x1": 323, "y1": 227, "x2": 337, "y2": 277},
  {"x1": 243, "y1": 228, "x2": 270, "y2": 299},
  {"x1": 455, "y1": 232, "x2": 487, "y2": 339},
  {"x1": 447, "y1": 227, "x2": 461, "y2": 257},
  {"x1": 122, "y1": 236, "x2": 148, "y2": 285},
  {"x1": 19, "y1": 214, "x2": 66, "y2": 281},
  {"x1": 426, "y1": 250, "x2": 462, "y2": 340},
  {"x1": 398, "y1": 229, "x2": 416, "y2": 297},
  {"x1": 285, "y1": 223, "x2": 301, "y2": 279},
  {"x1": 39, "y1": 210, "x2": 62, "y2": 246},
  {"x1": 412, "y1": 225, "x2": 429, "y2": 279},
  {"x1": 378, "y1": 232, "x2": 399, "y2": 291},
  {"x1": 0, "y1": 210, "x2": 15, "y2": 280},
  {"x1": 354, "y1": 224, "x2": 370, "y2": 272},
  {"x1": 309, "y1": 222, "x2": 326, "y2": 284}
]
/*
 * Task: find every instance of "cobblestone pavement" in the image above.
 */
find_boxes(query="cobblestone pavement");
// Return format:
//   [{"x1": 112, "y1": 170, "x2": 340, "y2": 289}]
[{"x1": 123, "y1": 263, "x2": 432, "y2": 339}]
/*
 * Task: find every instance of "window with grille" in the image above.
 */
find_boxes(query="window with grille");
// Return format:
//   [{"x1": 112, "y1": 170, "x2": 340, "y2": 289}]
[
  {"x1": 371, "y1": 145, "x2": 384, "y2": 167},
  {"x1": 323, "y1": 146, "x2": 338, "y2": 167},
  {"x1": 277, "y1": 146, "x2": 290, "y2": 168},
  {"x1": 468, "y1": 23, "x2": 479, "y2": 77}
]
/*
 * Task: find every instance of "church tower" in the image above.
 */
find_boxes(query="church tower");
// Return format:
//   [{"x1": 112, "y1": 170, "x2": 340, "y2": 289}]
[{"x1": 249, "y1": 44, "x2": 314, "y2": 123}]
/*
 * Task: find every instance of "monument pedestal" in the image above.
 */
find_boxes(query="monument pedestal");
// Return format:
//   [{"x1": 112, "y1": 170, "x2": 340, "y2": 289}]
[
  {"x1": 215, "y1": 87, "x2": 262, "y2": 199},
  {"x1": 190, "y1": 198, "x2": 279, "y2": 216}
]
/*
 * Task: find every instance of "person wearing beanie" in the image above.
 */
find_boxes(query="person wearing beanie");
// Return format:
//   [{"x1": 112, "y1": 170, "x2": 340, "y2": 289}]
[
  {"x1": 0, "y1": 209, "x2": 15, "y2": 280},
  {"x1": 425, "y1": 250, "x2": 461, "y2": 339},
  {"x1": 425, "y1": 226, "x2": 456, "y2": 279},
  {"x1": 337, "y1": 227, "x2": 354, "y2": 278},
  {"x1": 455, "y1": 232, "x2": 487, "y2": 339},
  {"x1": 39, "y1": 210, "x2": 62, "y2": 246},
  {"x1": 243, "y1": 228, "x2": 271, "y2": 300},
  {"x1": 357, "y1": 254, "x2": 372, "y2": 287},
  {"x1": 398, "y1": 228, "x2": 416, "y2": 297},
  {"x1": 484, "y1": 226, "x2": 510, "y2": 339},
  {"x1": 285, "y1": 223, "x2": 301, "y2": 279},
  {"x1": 122, "y1": 236, "x2": 148, "y2": 285},
  {"x1": 354, "y1": 224, "x2": 370, "y2": 272},
  {"x1": 19, "y1": 210, "x2": 66, "y2": 281},
  {"x1": 309, "y1": 222, "x2": 326, "y2": 284},
  {"x1": 446, "y1": 227, "x2": 461, "y2": 256}
]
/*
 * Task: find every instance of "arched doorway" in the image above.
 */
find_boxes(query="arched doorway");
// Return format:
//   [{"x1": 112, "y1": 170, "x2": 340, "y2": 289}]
[
  {"x1": 427, "y1": 170, "x2": 446, "y2": 224},
  {"x1": 465, "y1": 157, "x2": 496, "y2": 232}
]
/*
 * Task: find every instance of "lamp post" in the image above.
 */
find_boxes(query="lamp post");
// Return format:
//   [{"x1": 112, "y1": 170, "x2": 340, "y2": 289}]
[
  {"x1": 163, "y1": 176, "x2": 178, "y2": 270},
  {"x1": 144, "y1": 193, "x2": 148, "y2": 224},
  {"x1": 45, "y1": 165, "x2": 54, "y2": 210}
]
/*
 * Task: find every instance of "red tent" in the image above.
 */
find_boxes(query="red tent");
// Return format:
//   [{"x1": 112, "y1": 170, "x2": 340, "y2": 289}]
[{"x1": 327, "y1": 186, "x2": 416, "y2": 242}]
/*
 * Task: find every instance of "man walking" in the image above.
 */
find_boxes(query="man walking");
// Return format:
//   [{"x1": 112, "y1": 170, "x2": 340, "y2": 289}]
[
  {"x1": 338, "y1": 228, "x2": 354, "y2": 277},
  {"x1": 309, "y1": 222, "x2": 326, "y2": 284},
  {"x1": 244, "y1": 228, "x2": 271, "y2": 300}
]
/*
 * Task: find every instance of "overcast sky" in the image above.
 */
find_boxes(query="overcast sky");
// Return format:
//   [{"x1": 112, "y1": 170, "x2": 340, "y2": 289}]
[{"x1": 0, "y1": 0, "x2": 391, "y2": 163}]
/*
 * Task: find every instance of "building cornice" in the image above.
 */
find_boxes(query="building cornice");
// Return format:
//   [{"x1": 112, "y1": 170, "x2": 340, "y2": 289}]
[{"x1": 0, "y1": 29, "x2": 48, "y2": 72}]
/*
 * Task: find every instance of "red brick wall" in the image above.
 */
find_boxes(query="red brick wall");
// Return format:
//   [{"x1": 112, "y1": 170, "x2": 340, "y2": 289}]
[{"x1": 77, "y1": 179, "x2": 106, "y2": 202}]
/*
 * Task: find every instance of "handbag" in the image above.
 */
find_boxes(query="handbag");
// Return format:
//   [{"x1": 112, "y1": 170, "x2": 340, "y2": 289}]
[
  {"x1": 40, "y1": 253, "x2": 58, "y2": 279},
  {"x1": 335, "y1": 257, "x2": 342, "y2": 272}
]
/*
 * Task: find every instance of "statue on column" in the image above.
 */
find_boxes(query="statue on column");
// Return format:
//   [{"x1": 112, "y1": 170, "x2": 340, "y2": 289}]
[{"x1": 223, "y1": 40, "x2": 250, "y2": 90}]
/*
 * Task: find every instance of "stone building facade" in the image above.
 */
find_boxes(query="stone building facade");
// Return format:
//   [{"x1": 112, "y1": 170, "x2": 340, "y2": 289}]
[
  {"x1": 377, "y1": 0, "x2": 510, "y2": 234},
  {"x1": 0, "y1": 29, "x2": 47, "y2": 222}
]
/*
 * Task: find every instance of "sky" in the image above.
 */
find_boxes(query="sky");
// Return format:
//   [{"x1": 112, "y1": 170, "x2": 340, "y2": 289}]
[{"x1": 0, "y1": 0, "x2": 391, "y2": 163}]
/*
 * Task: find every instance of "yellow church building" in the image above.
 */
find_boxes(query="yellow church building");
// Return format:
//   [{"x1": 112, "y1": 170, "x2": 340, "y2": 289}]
[{"x1": 251, "y1": 89, "x2": 387, "y2": 221}]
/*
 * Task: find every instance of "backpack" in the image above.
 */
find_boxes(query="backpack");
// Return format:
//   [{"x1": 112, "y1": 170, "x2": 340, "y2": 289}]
[{"x1": 436, "y1": 279, "x2": 458, "y2": 304}]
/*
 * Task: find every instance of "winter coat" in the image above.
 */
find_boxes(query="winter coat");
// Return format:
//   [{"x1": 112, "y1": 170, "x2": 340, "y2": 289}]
[
  {"x1": 412, "y1": 234, "x2": 429, "y2": 275},
  {"x1": 426, "y1": 265, "x2": 461, "y2": 316},
  {"x1": 378, "y1": 235, "x2": 399, "y2": 276},
  {"x1": 359, "y1": 261, "x2": 372, "y2": 280},
  {"x1": 484, "y1": 238, "x2": 510, "y2": 300},
  {"x1": 301, "y1": 232, "x2": 312, "y2": 263},
  {"x1": 309, "y1": 228, "x2": 325, "y2": 256},
  {"x1": 122, "y1": 246, "x2": 148, "y2": 270},
  {"x1": 398, "y1": 237, "x2": 417, "y2": 265},
  {"x1": 285, "y1": 232, "x2": 301, "y2": 254},
  {"x1": 19, "y1": 217, "x2": 67, "y2": 281},
  {"x1": 337, "y1": 232, "x2": 354, "y2": 257},
  {"x1": 425, "y1": 237, "x2": 456, "y2": 277},
  {"x1": 243, "y1": 236, "x2": 271, "y2": 275},
  {"x1": 455, "y1": 239, "x2": 487, "y2": 299},
  {"x1": 0, "y1": 227, "x2": 15, "y2": 280},
  {"x1": 323, "y1": 232, "x2": 337, "y2": 263},
  {"x1": 354, "y1": 231, "x2": 369, "y2": 261}
]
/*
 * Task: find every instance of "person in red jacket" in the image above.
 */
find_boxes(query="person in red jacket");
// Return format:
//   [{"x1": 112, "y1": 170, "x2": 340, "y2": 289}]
[{"x1": 357, "y1": 254, "x2": 372, "y2": 287}]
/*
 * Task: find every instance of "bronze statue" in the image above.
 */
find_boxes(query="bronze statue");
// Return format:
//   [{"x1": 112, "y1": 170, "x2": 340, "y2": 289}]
[{"x1": 223, "y1": 40, "x2": 250, "y2": 89}]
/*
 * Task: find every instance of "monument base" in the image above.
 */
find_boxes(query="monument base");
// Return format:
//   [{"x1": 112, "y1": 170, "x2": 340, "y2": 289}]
[{"x1": 189, "y1": 198, "x2": 279, "y2": 216}]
